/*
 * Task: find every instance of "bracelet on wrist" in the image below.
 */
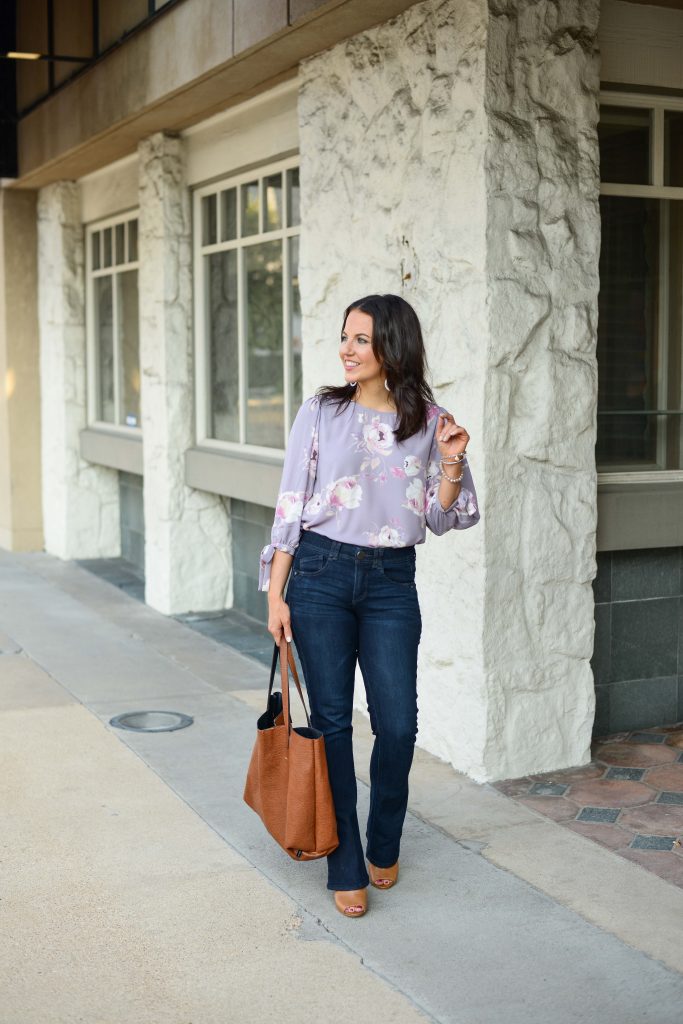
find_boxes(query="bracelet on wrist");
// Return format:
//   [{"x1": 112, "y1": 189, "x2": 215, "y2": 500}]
[{"x1": 440, "y1": 469, "x2": 464, "y2": 483}]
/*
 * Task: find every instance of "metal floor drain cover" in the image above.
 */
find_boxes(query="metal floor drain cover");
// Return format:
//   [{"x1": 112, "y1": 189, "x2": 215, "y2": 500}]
[{"x1": 109, "y1": 710, "x2": 193, "y2": 733}]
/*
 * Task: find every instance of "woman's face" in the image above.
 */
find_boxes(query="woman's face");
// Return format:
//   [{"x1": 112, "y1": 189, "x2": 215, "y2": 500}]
[{"x1": 340, "y1": 309, "x2": 384, "y2": 386}]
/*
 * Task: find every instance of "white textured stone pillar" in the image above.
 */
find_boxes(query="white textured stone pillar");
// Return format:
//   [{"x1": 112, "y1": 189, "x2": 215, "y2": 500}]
[
  {"x1": 483, "y1": 0, "x2": 601, "y2": 780},
  {"x1": 298, "y1": 0, "x2": 601, "y2": 781},
  {"x1": 37, "y1": 182, "x2": 120, "y2": 559},
  {"x1": 138, "y1": 133, "x2": 230, "y2": 615}
]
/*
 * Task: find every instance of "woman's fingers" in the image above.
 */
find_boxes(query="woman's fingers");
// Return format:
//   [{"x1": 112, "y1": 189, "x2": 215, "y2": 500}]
[{"x1": 267, "y1": 603, "x2": 292, "y2": 645}]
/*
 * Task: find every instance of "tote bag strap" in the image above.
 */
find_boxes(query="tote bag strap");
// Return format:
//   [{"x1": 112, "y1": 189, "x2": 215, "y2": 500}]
[{"x1": 267, "y1": 639, "x2": 311, "y2": 736}]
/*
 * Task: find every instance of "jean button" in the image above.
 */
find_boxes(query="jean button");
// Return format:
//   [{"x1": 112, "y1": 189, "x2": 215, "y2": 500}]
[{"x1": 357, "y1": 551, "x2": 365, "y2": 560}]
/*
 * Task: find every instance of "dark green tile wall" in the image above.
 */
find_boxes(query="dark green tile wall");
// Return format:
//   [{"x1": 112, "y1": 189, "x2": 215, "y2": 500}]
[
  {"x1": 591, "y1": 547, "x2": 683, "y2": 736},
  {"x1": 231, "y1": 498, "x2": 275, "y2": 624},
  {"x1": 119, "y1": 471, "x2": 145, "y2": 578}
]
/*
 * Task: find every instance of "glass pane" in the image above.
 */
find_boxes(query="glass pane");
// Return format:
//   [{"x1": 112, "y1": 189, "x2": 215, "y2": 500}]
[
  {"x1": 263, "y1": 173, "x2": 283, "y2": 231},
  {"x1": 286, "y1": 167, "x2": 300, "y2": 227},
  {"x1": 118, "y1": 270, "x2": 140, "y2": 428},
  {"x1": 245, "y1": 240, "x2": 284, "y2": 447},
  {"x1": 664, "y1": 200, "x2": 683, "y2": 469},
  {"x1": 115, "y1": 222, "x2": 125, "y2": 265},
  {"x1": 202, "y1": 193, "x2": 217, "y2": 246},
  {"x1": 102, "y1": 226, "x2": 113, "y2": 268},
  {"x1": 91, "y1": 231, "x2": 100, "y2": 271},
  {"x1": 128, "y1": 219, "x2": 138, "y2": 262},
  {"x1": 207, "y1": 251, "x2": 239, "y2": 442},
  {"x1": 241, "y1": 181, "x2": 259, "y2": 237},
  {"x1": 664, "y1": 110, "x2": 683, "y2": 187},
  {"x1": 289, "y1": 235, "x2": 302, "y2": 425},
  {"x1": 95, "y1": 276, "x2": 115, "y2": 423},
  {"x1": 221, "y1": 188, "x2": 237, "y2": 241},
  {"x1": 597, "y1": 195, "x2": 660, "y2": 469},
  {"x1": 598, "y1": 106, "x2": 651, "y2": 185}
]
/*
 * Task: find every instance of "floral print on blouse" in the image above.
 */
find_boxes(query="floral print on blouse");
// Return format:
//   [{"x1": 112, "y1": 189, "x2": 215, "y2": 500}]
[{"x1": 258, "y1": 395, "x2": 480, "y2": 591}]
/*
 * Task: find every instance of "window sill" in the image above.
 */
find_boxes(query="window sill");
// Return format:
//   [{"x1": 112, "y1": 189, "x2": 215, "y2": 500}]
[
  {"x1": 597, "y1": 475, "x2": 683, "y2": 551},
  {"x1": 184, "y1": 446, "x2": 281, "y2": 506},
  {"x1": 598, "y1": 470, "x2": 683, "y2": 486},
  {"x1": 79, "y1": 427, "x2": 142, "y2": 475}
]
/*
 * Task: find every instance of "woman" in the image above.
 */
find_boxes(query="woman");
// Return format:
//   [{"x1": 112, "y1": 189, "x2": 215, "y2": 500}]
[{"x1": 258, "y1": 293, "x2": 480, "y2": 918}]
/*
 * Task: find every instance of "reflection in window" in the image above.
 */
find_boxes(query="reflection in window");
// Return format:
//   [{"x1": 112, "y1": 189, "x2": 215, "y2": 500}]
[
  {"x1": 263, "y1": 173, "x2": 283, "y2": 231},
  {"x1": 118, "y1": 270, "x2": 140, "y2": 427},
  {"x1": 597, "y1": 101, "x2": 683, "y2": 474},
  {"x1": 198, "y1": 162, "x2": 301, "y2": 450},
  {"x1": 597, "y1": 195, "x2": 683, "y2": 470},
  {"x1": 208, "y1": 251, "x2": 239, "y2": 442},
  {"x1": 598, "y1": 106, "x2": 651, "y2": 186},
  {"x1": 241, "y1": 181, "x2": 260, "y2": 236},
  {"x1": 95, "y1": 276, "x2": 114, "y2": 423},
  {"x1": 245, "y1": 241, "x2": 284, "y2": 448},
  {"x1": 88, "y1": 216, "x2": 140, "y2": 429},
  {"x1": 664, "y1": 110, "x2": 683, "y2": 188},
  {"x1": 290, "y1": 235, "x2": 302, "y2": 428}
]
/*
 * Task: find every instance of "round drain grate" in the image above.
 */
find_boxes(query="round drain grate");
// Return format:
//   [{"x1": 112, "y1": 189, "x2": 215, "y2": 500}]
[{"x1": 109, "y1": 710, "x2": 194, "y2": 733}]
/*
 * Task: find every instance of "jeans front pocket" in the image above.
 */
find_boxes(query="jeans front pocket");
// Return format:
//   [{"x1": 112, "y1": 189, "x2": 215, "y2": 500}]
[
  {"x1": 292, "y1": 549, "x2": 330, "y2": 578},
  {"x1": 379, "y1": 558, "x2": 416, "y2": 588}
]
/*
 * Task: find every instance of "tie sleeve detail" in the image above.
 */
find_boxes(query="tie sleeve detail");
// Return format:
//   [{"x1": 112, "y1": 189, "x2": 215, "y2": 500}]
[{"x1": 257, "y1": 396, "x2": 321, "y2": 592}]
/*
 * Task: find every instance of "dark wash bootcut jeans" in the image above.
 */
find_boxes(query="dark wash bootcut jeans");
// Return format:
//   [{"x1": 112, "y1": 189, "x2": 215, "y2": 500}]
[{"x1": 286, "y1": 529, "x2": 422, "y2": 892}]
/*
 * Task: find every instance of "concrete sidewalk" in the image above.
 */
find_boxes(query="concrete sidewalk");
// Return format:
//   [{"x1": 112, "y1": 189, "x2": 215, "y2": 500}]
[{"x1": 1, "y1": 550, "x2": 682, "y2": 1024}]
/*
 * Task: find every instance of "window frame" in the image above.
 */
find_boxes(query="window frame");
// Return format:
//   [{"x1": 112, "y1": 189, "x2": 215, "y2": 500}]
[
  {"x1": 598, "y1": 90, "x2": 683, "y2": 484},
  {"x1": 84, "y1": 209, "x2": 142, "y2": 437},
  {"x1": 192, "y1": 154, "x2": 301, "y2": 458}
]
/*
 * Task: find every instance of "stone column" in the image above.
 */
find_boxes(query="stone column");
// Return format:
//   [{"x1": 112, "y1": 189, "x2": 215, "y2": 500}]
[
  {"x1": 138, "y1": 133, "x2": 230, "y2": 615},
  {"x1": 0, "y1": 188, "x2": 43, "y2": 551},
  {"x1": 298, "y1": 0, "x2": 601, "y2": 781},
  {"x1": 37, "y1": 182, "x2": 120, "y2": 559},
  {"x1": 482, "y1": 0, "x2": 601, "y2": 780}
]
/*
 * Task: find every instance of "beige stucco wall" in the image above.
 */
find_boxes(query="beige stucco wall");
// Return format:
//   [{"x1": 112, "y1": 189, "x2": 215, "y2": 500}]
[{"x1": 0, "y1": 189, "x2": 43, "y2": 551}]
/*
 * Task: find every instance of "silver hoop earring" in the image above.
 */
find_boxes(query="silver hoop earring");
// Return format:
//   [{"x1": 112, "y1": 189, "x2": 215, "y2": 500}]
[
  {"x1": 384, "y1": 378, "x2": 391, "y2": 392},
  {"x1": 349, "y1": 380, "x2": 358, "y2": 387}
]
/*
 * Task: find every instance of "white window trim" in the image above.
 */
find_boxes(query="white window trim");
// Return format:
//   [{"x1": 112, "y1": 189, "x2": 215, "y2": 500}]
[
  {"x1": 85, "y1": 208, "x2": 141, "y2": 436},
  {"x1": 193, "y1": 154, "x2": 300, "y2": 458},
  {"x1": 598, "y1": 90, "x2": 683, "y2": 483}
]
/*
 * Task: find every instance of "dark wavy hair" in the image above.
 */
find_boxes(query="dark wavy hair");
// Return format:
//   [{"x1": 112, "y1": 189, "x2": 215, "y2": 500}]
[{"x1": 315, "y1": 294, "x2": 436, "y2": 442}]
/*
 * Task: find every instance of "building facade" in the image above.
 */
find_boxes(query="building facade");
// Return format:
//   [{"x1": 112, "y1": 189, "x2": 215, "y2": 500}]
[{"x1": 0, "y1": 0, "x2": 682, "y2": 782}]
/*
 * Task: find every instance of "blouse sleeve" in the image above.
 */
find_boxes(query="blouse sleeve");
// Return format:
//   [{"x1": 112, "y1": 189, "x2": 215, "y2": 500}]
[
  {"x1": 424, "y1": 413, "x2": 480, "y2": 536},
  {"x1": 258, "y1": 396, "x2": 321, "y2": 592}
]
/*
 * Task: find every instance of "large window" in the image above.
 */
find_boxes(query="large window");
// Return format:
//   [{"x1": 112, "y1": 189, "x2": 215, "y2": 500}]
[
  {"x1": 85, "y1": 213, "x2": 141, "y2": 430},
  {"x1": 194, "y1": 157, "x2": 302, "y2": 453},
  {"x1": 597, "y1": 99, "x2": 683, "y2": 474}
]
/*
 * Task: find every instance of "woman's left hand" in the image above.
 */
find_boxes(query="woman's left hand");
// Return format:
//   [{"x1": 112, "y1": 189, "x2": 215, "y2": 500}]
[{"x1": 436, "y1": 412, "x2": 469, "y2": 458}]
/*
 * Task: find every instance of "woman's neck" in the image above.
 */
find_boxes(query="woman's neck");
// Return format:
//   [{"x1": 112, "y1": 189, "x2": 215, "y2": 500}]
[{"x1": 352, "y1": 382, "x2": 397, "y2": 413}]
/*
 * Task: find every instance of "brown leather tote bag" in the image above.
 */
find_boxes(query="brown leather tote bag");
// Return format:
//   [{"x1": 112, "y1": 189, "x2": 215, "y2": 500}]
[{"x1": 243, "y1": 638, "x2": 339, "y2": 861}]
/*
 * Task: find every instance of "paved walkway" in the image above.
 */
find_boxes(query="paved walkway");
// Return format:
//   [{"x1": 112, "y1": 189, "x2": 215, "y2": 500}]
[
  {"x1": 494, "y1": 726, "x2": 683, "y2": 886},
  {"x1": 2, "y1": 550, "x2": 683, "y2": 1024}
]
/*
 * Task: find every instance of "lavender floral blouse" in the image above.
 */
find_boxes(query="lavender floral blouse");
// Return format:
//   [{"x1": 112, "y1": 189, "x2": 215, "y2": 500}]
[{"x1": 258, "y1": 395, "x2": 480, "y2": 591}]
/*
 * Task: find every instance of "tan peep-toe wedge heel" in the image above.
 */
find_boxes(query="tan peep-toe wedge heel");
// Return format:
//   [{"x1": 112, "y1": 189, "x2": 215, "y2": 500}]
[
  {"x1": 368, "y1": 860, "x2": 399, "y2": 889},
  {"x1": 333, "y1": 888, "x2": 368, "y2": 917}
]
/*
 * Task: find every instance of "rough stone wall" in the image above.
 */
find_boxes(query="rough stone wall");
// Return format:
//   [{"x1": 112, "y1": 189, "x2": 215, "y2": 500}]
[
  {"x1": 298, "y1": 0, "x2": 490, "y2": 774},
  {"x1": 298, "y1": 0, "x2": 601, "y2": 781},
  {"x1": 138, "y1": 133, "x2": 230, "y2": 615},
  {"x1": 37, "y1": 182, "x2": 120, "y2": 559},
  {"x1": 483, "y1": 0, "x2": 601, "y2": 778}
]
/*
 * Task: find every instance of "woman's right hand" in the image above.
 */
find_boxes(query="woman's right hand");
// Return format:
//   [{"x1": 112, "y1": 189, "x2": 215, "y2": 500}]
[{"x1": 267, "y1": 597, "x2": 292, "y2": 646}]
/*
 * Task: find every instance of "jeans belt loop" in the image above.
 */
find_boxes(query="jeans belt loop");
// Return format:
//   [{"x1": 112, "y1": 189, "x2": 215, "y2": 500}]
[{"x1": 330, "y1": 540, "x2": 341, "y2": 560}]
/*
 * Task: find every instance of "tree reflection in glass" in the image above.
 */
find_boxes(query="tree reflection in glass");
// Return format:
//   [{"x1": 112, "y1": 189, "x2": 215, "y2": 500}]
[{"x1": 245, "y1": 240, "x2": 283, "y2": 448}]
